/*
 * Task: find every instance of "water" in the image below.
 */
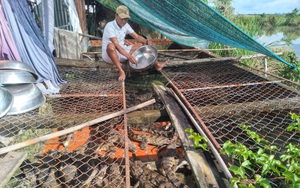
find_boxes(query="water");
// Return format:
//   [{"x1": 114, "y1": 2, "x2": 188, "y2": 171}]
[{"x1": 255, "y1": 33, "x2": 300, "y2": 60}]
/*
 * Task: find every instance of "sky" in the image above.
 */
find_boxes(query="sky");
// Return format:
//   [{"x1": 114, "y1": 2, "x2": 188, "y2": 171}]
[{"x1": 232, "y1": 0, "x2": 300, "y2": 14}]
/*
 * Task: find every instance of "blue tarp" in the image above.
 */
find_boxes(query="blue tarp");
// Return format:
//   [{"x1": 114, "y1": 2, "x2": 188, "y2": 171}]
[{"x1": 98, "y1": 0, "x2": 296, "y2": 69}]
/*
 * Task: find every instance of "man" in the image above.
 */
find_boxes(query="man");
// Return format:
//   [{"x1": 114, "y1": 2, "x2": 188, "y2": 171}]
[{"x1": 102, "y1": 5, "x2": 168, "y2": 81}]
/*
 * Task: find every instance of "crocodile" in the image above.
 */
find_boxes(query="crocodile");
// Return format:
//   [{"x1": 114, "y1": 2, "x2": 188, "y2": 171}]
[
  {"x1": 59, "y1": 163, "x2": 77, "y2": 186},
  {"x1": 103, "y1": 162, "x2": 126, "y2": 188},
  {"x1": 128, "y1": 128, "x2": 171, "y2": 150},
  {"x1": 56, "y1": 127, "x2": 75, "y2": 150},
  {"x1": 108, "y1": 129, "x2": 137, "y2": 153},
  {"x1": 129, "y1": 122, "x2": 175, "y2": 137},
  {"x1": 91, "y1": 165, "x2": 109, "y2": 187},
  {"x1": 159, "y1": 157, "x2": 189, "y2": 188},
  {"x1": 126, "y1": 90, "x2": 164, "y2": 110},
  {"x1": 19, "y1": 160, "x2": 39, "y2": 187},
  {"x1": 95, "y1": 141, "x2": 117, "y2": 159},
  {"x1": 130, "y1": 160, "x2": 176, "y2": 188}
]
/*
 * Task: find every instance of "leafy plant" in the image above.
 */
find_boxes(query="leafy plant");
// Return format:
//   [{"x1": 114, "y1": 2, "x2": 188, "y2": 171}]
[
  {"x1": 279, "y1": 52, "x2": 300, "y2": 83},
  {"x1": 186, "y1": 112, "x2": 300, "y2": 188},
  {"x1": 185, "y1": 128, "x2": 208, "y2": 151},
  {"x1": 222, "y1": 117, "x2": 300, "y2": 188},
  {"x1": 287, "y1": 113, "x2": 300, "y2": 132}
]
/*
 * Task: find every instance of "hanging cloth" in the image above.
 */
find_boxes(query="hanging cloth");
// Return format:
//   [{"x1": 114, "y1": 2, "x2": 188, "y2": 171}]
[
  {"x1": 0, "y1": 4, "x2": 21, "y2": 61},
  {"x1": 2, "y1": 0, "x2": 66, "y2": 88}
]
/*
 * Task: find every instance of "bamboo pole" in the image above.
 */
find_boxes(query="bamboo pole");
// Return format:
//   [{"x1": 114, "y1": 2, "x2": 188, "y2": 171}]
[
  {"x1": 0, "y1": 99, "x2": 156, "y2": 155},
  {"x1": 122, "y1": 81, "x2": 130, "y2": 188}
]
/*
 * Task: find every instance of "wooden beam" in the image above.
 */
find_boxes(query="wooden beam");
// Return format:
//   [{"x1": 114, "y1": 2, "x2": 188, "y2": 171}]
[
  {"x1": 78, "y1": 33, "x2": 102, "y2": 40},
  {"x1": 195, "y1": 97, "x2": 300, "y2": 118},
  {"x1": 153, "y1": 83, "x2": 227, "y2": 188},
  {"x1": 0, "y1": 152, "x2": 27, "y2": 188}
]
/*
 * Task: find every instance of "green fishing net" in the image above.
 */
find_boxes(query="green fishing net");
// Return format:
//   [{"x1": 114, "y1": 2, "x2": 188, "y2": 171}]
[{"x1": 97, "y1": 0, "x2": 295, "y2": 69}]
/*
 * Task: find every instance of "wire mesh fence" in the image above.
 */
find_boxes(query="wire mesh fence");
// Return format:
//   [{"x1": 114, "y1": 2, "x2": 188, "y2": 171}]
[
  {"x1": 162, "y1": 60, "x2": 300, "y2": 182},
  {"x1": 2, "y1": 50, "x2": 297, "y2": 187},
  {"x1": 0, "y1": 67, "x2": 128, "y2": 187},
  {"x1": 0, "y1": 66, "x2": 195, "y2": 187}
]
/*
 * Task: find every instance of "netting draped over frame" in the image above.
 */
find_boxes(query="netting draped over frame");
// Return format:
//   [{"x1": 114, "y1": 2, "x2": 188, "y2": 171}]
[{"x1": 97, "y1": 0, "x2": 296, "y2": 69}]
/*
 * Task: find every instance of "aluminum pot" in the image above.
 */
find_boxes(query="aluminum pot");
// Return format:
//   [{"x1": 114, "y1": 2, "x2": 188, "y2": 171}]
[
  {"x1": 0, "y1": 60, "x2": 37, "y2": 76},
  {"x1": 0, "y1": 70, "x2": 37, "y2": 84},
  {"x1": 0, "y1": 87, "x2": 13, "y2": 118},
  {"x1": 129, "y1": 45, "x2": 158, "y2": 70},
  {"x1": 4, "y1": 83, "x2": 45, "y2": 115}
]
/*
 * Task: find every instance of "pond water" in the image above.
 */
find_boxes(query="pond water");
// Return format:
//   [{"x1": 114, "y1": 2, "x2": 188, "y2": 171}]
[{"x1": 255, "y1": 33, "x2": 300, "y2": 60}]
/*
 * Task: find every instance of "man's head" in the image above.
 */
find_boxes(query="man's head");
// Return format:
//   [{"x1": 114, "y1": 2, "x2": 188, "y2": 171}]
[{"x1": 116, "y1": 5, "x2": 130, "y2": 19}]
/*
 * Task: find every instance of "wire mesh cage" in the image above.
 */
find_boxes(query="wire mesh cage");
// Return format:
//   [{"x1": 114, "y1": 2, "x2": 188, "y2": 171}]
[
  {"x1": 0, "y1": 66, "x2": 196, "y2": 187},
  {"x1": 2, "y1": 49, "x2": 298, "y2": 187},
  {"x1": 0, "y1": 67, "x2": 128, "y2": 187},
  {"x1": 162, "y1": 60, "x2": 300, "y2": 183}
]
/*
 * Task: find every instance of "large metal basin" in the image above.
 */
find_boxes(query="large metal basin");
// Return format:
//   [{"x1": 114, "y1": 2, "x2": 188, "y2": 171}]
[
  {"x1": 0, "y1": 70, "x2": 37, "y2": 84},
  {"x1": 0, "y1": 87, "x2": 13, "y2": 118},
  {"x1": 4, "y1": 84, "x2": 45, "y2": 115},
  {"x1": 130, "y1": 45, "x2": 158, "y2": 70},
  {"x1": 0, "y1": 60, "x2": 37, "y2": 77}
]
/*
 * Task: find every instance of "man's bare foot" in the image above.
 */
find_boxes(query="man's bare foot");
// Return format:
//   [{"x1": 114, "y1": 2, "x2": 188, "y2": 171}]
[
  {"x1": 118, "y1": 70, "x2": 126, "y2": 81},
  {"x1": 155, "y1": 59, "x2": 170, "y2": 71}
]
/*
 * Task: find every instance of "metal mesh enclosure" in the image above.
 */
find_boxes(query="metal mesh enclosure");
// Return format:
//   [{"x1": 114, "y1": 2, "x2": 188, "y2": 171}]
[
  {"x1": 0, "y1": 65, "x2": 197, "y2": 187},
  {"x1": 2, "y1": 50, "x2": 299, "y2": 187},
  {"x1": 0, "y1": 67, "x2": 129, "y2": 187},
  {"x1": 162, "y1": 60, "x2": 300, "y2": 181}
]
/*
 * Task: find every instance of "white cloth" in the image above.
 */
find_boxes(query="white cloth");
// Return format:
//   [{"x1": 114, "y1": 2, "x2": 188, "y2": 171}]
[
  {"x1": 54, "y1": 27, "x2": 81, "y2": 59},
  {"x1": 101, "y1": 19, "x2": 134, "y2": 63}
]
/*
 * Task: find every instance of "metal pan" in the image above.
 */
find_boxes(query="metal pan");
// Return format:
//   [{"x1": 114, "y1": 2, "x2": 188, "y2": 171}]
[
  {"x1": 129, "y1": 45, "x2": 158, "y2": 70},
  {"x1": 0, "y1": 60, "x2": 37, "y2": 77},
  {"x1": 0, "y1": 87, "x2": 13, "y2": 118},
  {"x1": 4, "y1": 83, "x2": 45, "y2": 115},
  {"x1": 0, "y1": 70, "x2": 37, "y2": 84}
]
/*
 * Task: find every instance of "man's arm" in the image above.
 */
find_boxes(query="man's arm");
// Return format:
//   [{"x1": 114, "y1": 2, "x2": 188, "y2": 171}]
[
  {"x1": 110, "y1": 37, "x2": 137, "y2": 64},
  {"x1": 129, "y1": 32, "x2": 148, "y2": 45}
]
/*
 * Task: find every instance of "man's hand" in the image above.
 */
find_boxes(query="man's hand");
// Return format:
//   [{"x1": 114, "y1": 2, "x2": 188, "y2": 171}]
[
  {"x1": 118, "y1": 70, "x2": 126, "y2": 81},
  {"x1": 128, "y1": 54, "x2": 137, "y2": 64}
]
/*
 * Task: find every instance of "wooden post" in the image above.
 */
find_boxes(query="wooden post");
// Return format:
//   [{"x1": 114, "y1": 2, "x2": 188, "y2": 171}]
[{"x1": 264, "y1": 57, "x2": 268, "y2": 77}]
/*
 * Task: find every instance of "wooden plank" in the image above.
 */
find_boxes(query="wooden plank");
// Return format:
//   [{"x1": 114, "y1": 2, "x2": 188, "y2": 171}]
[
  {"x1": 0, "y1": 152, "x2": 27, "y2": 188},
  {"x1": 153, "y1": 83, "x2": 228, "y2": 188},
  {"x1": 81, "y1": 52, "x2": 101, "y2": 55},
  {"x1": 78, "y1": 33, "x2": 102, "y2": 40}
]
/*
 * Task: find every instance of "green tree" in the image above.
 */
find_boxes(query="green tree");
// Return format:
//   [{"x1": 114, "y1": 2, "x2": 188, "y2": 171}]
[
  {"x1": 211, "y1": 0, "x2": 235, "y2": 18},
  {"x1": 285, "y1": 8, "x2": 299, "y2": 26}
]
